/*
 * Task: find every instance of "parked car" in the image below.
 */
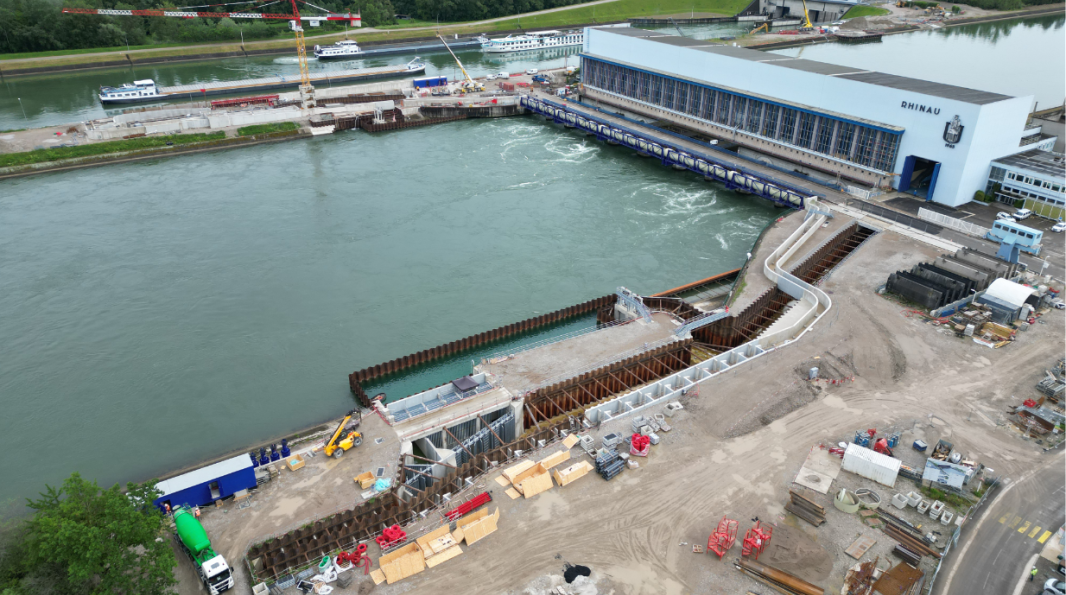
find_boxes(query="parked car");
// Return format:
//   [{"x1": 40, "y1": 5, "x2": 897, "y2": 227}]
[
  {"x1": 1014, "y1": 208, "x2": 1033, "y2": 220},
  {"x1": 996, "y1": 212, "x2": 1018, "y2": 222},
  {"x1": 1043, "y1": 578, "x2": 1065, "y2": 595},
  {"x1": 1051, "y1": 221, "x2": 1066, "y2": 233},
  {"x1": 1051, "y1": 299, "x2": 1065, "y2": 310},
  {"x1": 485, "y1": 73, "x2": 499, "y2": 80},
  {"x1": 525, "y1": 68, "x2": 539, "y2": 75}
]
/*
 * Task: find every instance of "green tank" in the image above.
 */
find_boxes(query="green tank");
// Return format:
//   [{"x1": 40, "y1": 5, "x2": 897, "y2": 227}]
[{"x1": 174, "y1": 507, "x2": 212, "y2": 556}]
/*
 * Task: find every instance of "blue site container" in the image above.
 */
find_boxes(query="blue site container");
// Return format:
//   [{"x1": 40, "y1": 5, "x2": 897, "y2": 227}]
[
  {"x1": 913, "y1": 439, "x2": 928, "y2": 452},
  {"x1": 413, "y1": 76, "x2": 447, "y2": 89}
]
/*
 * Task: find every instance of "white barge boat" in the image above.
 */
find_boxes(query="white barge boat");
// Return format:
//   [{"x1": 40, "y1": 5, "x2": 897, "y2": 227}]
[{"x1": 481, "y1": 30, "x2": 583, "y2": 53}]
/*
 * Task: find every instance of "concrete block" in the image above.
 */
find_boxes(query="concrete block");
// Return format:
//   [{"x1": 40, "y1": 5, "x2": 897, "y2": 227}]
[
  {"x1": 891, "y1": 493, "x2": 908, "y2": 510},
  {"x1": 917, "y1": 500, "x2": 930, "y2": 515},
  {"x1": 906, "y1": 491, "x2": 922, "y2": 507},
  {"x1": 940, "y1": 511, "x2": 954, "y2": 525}
]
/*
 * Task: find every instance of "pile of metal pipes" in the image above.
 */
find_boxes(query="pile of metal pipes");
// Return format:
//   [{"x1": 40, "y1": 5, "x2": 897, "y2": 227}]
[
  {"x1": 785, "y1": 490, "x2": 826, "y2": 526},
  {"x1": 595, "y1": 450, "x2": 624, "y2": 481},
  {"x1": 877, "y1": 510, "x2": 941, "y2": 559},
  {"x1": 734, "y1": 558, "x2": 823, "y2": 595},
  {"x1": 892, "y1": 543, "x2": 922, "y2": 566}
]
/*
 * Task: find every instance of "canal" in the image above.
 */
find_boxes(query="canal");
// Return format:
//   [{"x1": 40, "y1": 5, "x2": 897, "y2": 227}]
[{"x1": 0, "y1": 115, "x2": 775, "y2": 507}]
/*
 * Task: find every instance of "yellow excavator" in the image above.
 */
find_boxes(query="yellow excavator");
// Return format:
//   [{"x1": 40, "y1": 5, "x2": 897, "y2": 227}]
[
  {"x1": 799, "y1": 0, "x2": 815, "y2": 30},
  {"x1": 751, "y1": 22, "x2": 770, "y2": 34},
  {"x1": 324, "y1": 410, "x2": 363, "y2": 459}
]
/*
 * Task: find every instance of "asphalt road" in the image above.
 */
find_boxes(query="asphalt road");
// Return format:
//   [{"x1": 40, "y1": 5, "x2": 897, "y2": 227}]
[{"x1": 936, "y1": 451, "x2": 1066, "y2": 595}]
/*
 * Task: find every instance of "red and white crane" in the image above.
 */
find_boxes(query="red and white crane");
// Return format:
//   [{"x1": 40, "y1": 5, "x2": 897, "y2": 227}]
[{"x1": 62, "y1": 0, "x2": 360, "y2": 99}]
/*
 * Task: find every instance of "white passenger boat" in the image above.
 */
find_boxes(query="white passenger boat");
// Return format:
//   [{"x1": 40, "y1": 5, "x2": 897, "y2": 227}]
[
  {"x1": 313, "y1": 39, "x2": 362, "y2": 60},
  {"x1": 99, "y1": 79, "x2": 161, "y2": 104},
  {"x1": 481, "y1": 30, "x2": 583, "y2": 53}
]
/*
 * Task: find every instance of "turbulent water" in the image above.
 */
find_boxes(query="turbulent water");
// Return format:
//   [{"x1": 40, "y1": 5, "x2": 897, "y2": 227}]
[{"x1": 0, "y1": 116, "x2": 776, "y2": 507}]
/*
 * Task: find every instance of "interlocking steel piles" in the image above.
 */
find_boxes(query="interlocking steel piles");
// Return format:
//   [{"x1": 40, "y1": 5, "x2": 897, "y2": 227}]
[
  {"x1": 595, "y1": 450, "x2": 619, "y2": 471},
  {"x1": 892, "y1": 544, "x2": 922, "y2": 566},
  {"x1": 785, "y1": 490, "x2": 826, "y2": 526},
  {"x1": 600, "y1": 460, "x2": 625, "y2": 481}
]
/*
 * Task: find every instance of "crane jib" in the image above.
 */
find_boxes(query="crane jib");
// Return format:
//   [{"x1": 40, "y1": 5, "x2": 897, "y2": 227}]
[{"x1": 61, "y1": 8, "x2": 358, "y2": 20}]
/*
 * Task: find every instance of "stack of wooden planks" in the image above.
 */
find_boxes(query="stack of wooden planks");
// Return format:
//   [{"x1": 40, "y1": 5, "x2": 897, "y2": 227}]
[{"x1": 785, "y1": 490, "x2": 826, "y2": 526}]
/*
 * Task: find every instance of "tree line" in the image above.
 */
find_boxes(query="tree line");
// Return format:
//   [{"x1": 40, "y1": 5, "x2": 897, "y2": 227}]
[{"x1": 0, "y1": 0, "x2": 397, "y2": 54}]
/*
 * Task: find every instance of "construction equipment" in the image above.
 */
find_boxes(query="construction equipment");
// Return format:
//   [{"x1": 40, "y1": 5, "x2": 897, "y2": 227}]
[
  {"x1": 798, "y1": 0, "x2": 815, "y2": 30},
  {"x1": 707, "y1": 516, "x2": 739, "y2": 559},
  {"x1": 324, "y1": 409, "x2": 362, "y2": 458},
  {"x1": 437, "y1": 34, "x2": 484, "y2": 93},
  {"x1": 751, "y1": 22, "x2": 770, "y2": 34},
  {"x1": 873, "y1": 438, "x2": 893, "y2": 457},
  {"x1": 61, "y1": 1, "x2": 359, "y2": 108},
  {"x1": 173, "y1": 506, "x2": 234, "y2": 594},
  {"x1": 742, "y1": 520, "x2": 773, "y2": 560}
]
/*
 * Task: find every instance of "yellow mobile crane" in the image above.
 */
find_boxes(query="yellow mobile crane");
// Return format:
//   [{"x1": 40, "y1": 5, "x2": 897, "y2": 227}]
[
  {"x1": 799, "y1": 0, "x2": 816, "y2": 30},
  {"x1": 437, "y1": 34, "x2": 484, "y2": 93}
]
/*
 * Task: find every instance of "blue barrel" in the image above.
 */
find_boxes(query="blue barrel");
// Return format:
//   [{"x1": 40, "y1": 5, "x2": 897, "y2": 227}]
[
  {"x1": 270, "y1": 444, "x2": 280, "y2": 462},
  {"x1": 258, "y1": 447, "x2": 270, "y2": 466},
  {"x1": 281, "y1": 439, "x2": 291, "y2": 458},
  {"x1": 250, "y1": 452, "x2": 259, "y2": 468}
]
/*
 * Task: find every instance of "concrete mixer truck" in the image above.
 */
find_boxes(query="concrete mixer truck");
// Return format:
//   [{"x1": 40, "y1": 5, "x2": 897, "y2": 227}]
[{"x1": 173, "y1": 506, "x2": 234, "y2": 594}]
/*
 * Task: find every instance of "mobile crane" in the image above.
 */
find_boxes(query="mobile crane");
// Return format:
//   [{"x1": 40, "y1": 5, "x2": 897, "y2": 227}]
[
  {"x1": 324, "y1": 409, "x2": 363, "y2": 458},
  {"x1": 437, "y1": 34, "x2": 484, "y2": 93},
  {"x1": 62, "y1": 1, "x2": 360, "y2": 107},
  {"x1": 799, "y1": 0, "x2": 816, "y2": 30}
]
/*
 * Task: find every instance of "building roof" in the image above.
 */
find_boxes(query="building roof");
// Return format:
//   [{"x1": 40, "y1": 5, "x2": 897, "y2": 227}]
[
  {"x1": 155, "y1": 454, "x2": 253, "y2": 498},
  {"x1": 983, "y1": 278, "x2": 1037, "y2": 310},
  {"x1": 1017, "y1": 405, "x2": 1066, "y2": 426},
  {"x1": 922, "y1": 459, "x2": 971, "y2": 489},
  {"x1": 594, "y1": 28, "x2": 1014, "y2": 106},
  {"x1": 991, "y1": 149, "x2": 1066, "y2": 179}
]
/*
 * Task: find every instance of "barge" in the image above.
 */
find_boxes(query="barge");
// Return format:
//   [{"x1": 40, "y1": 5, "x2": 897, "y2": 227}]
[{"x1": 99, "y1": 59, "x2": 425, "y2": 104}]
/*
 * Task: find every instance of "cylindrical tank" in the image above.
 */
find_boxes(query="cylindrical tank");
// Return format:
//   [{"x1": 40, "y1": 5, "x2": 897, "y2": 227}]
[{"x1": 174, "y1": 508, "x2": 211, "y2": 555}]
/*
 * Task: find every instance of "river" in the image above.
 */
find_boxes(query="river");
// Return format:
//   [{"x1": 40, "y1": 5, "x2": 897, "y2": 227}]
[
  {"x1": 1, "y1": 14, "x2": 1062, "y2": 508},
  {"x1": 0, "y1": 115, "x2": 775, "y2": 507}
]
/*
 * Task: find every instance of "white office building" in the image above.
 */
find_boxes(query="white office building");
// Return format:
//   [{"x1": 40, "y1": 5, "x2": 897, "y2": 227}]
[
  {"x1": 987, "y1": 149, "x2": 1066, "y2": 219},
  {"x1": 579, "y1": 27, "x2": 1052, "y2": 207}
]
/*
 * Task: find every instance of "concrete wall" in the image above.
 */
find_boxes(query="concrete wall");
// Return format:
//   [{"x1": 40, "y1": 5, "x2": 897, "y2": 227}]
[
  {"x1": 934, "y1": 256, "x2": 993, "y2": 290},
  {"x1": 887, "y1": 272, "x2": 946, "y2": 309},
  {"x1": 584, "y1": 28, "x2": 1034, "y2": 207}
]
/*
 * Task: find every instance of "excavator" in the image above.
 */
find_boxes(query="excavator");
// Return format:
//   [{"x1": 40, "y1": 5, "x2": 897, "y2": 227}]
[{"x1": 324, "y1": 410, "x2": 363, "y2": 458}]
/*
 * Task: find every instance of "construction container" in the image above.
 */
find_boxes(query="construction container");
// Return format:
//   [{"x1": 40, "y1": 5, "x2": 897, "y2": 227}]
[
  {"x1": 841, "y1": 443, "x2": 901, "y2": 487},
  {"x1": 499, "y1": 82, "x2": 515, "y2": 91}
]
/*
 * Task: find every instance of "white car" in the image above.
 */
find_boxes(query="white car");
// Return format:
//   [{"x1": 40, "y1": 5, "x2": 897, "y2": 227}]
[
  {"x1": 1044, "y1": 578, "x2": 1065, "y2": 595},
  {"x1": 1051, "y1": 221, "x2": 1066, "y2": 233},
  {"x1": 485, "y1": 74, "x2": 499, "y2": 80},
  {"x1": 525, "y1": 68, "x2": 539, "y2": 75},
  {"x1": 996, "y1": 212, "x2": 1017, "y2": 222},
  {"x1": 1014, "y1": 208, "x2": 1033, "y2": 220}
]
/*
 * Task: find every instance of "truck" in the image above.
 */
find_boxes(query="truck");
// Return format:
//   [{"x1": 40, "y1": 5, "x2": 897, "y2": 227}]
[{"x1": 174, "y1": 506, "x2": 234, "y2": 594}]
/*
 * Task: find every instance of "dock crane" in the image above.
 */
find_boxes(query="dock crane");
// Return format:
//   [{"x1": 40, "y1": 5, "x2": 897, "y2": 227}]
[
  {"x1": 436, "y1": 34, "x2": 484, "y2": 93},
  {"x1": 62, "y1": 1, "x2": 360, "y2": 107}
]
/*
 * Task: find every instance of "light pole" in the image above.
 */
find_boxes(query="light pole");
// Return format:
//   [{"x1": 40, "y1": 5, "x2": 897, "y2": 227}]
[
  {"x1": 125, "y1": 35, "x2": 130, "y2": 53},
  {"x1": 17, "y1": 97, "x2": 28, "y2": 122}
]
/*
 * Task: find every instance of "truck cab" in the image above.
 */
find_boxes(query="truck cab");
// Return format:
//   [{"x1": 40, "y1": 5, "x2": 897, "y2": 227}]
[{"x1": 200, "y1": 554, "x2": 233, "y2": 595}]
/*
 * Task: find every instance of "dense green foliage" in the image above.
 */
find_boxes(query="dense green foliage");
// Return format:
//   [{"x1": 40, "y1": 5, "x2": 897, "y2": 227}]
[
  {"x1": 0, "y1": 132, "x2": 225, "y2": 167},
  {"x1": 0, "y1": 0, "x2": 398, "y2": 54},
  {"x1": 0, "y1": 473, "x2": 176, "y2": 595},
  {"x1": 237, "y1": 121, "x2": 299, "y2": 136}
]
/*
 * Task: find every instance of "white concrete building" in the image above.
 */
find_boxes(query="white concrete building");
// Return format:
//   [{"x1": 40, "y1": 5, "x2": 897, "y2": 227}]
[
  {"x1": 580, "y1": 27, "x2": 1049, "y2": 207},
  {"x1": 986, "y1": 149, "x2": 1065, "y2": 219}
]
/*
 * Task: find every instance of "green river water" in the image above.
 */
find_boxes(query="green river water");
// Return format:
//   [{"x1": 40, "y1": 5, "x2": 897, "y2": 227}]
[{"x1": 0, "y1": 14, "x2": 1062, "y2": 508}]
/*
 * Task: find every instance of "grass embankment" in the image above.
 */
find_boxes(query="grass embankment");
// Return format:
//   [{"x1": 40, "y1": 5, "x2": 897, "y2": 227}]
[
  {"x1": 237, "y1": 122, "x2": 299, "y2": 136},
  {"x1": 842, "y1": 5, "x2": 893, "y2": 18},
  {"x1": 0, "y1": 132, "x2": 225, "y2": 168},
  {"x1": 1, "y1": 0, "x2": 750, "y2": 70}
]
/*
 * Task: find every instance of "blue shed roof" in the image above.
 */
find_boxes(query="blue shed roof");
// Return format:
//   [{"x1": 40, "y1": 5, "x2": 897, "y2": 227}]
[{"x1": 156, "y1": 454, "x2": 253, "y2": 498}]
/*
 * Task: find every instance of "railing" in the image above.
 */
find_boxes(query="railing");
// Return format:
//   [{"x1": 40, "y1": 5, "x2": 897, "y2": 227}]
[
  {"x1": 529, "y1": 335, "x2": 682, "y2": 394},
  {"x1": 917, "y1": 207, "x2": 989, "y2": 238},
  {"x1": 923, "y1": 477, "x2": 1000, "y2": 595}
]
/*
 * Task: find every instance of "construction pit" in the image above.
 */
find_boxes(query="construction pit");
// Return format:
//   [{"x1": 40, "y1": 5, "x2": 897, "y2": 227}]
[{"x1": 173, "y1": 210, "x2": 1065, "y2": 595}]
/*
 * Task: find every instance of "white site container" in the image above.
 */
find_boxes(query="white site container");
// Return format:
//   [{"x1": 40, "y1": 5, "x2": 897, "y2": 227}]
[{"x1": 841, "y1": 443, "x2": 901, "y2": 487}]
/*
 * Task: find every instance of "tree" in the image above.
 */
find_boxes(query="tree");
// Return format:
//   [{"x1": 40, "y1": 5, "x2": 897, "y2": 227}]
[{"x1": 8, "y1": 473, "x2": 177, "y2": 595}]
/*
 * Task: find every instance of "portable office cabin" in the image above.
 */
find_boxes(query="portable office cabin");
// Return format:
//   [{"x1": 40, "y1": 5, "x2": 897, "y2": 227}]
[
  {"x1": 153, "y1": 454, "x2": 256, "y2": 511},
  {"x1": 413, "y1": 76, "x2": 447, "y2": 88},
  {"x1": 841, "y1": 443, "x2": 901, "y2": 487},
  {"x1": 975, "y1": 278, "x2": 1038, "y2": 324}
]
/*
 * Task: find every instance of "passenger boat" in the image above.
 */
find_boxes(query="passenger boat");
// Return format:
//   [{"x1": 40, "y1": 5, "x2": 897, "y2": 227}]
[
  {"x1": 481, "y1": 30, "x2": 583, "y2": 53},
  {"x1": 313, "y1": 40, "x2": 362, "y2": 60},
  {"x1": 99, "y1": 79, "x2": 161, "y2": 104}
]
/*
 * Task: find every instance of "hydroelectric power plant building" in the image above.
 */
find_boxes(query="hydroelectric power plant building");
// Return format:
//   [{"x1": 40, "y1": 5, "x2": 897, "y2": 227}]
[{"x1": 579, "y1": 27, "x2": 1053, "y2": 208}]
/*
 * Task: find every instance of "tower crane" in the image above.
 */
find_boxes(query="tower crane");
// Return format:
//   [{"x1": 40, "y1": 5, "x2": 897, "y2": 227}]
[{"x1": 62, "y1": 1, "x2": 360, "y2": 107}]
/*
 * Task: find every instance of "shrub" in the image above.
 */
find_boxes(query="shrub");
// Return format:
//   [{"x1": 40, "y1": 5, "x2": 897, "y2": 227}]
[
  {"x1": 974, "y1": 190, "x2": 986, "y2": 202},
  {"x1": 236, "y1": 122, "x2": 299, "y2": 136},
  {"x1": 0, "y1": 132, "x2": 225, "y2": 168}
]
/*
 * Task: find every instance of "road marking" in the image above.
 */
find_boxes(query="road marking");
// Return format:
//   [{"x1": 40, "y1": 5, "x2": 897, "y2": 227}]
[
  {"x1": 1018, "y1": 521, "x2": 1031, "y2": 534},
  {"x1": 1039, "y1": 531, "x2": 1053, "y2": 544},
  {"x1": 1000, "y1": 514, "x2": 1010, "y2": 524},
  {"x1": 1010, "y1": 516, "x2": 1022, "y2": 528},
  {"x1": 1029, "y1": 526, "x2": 1042, "y2": 538}
]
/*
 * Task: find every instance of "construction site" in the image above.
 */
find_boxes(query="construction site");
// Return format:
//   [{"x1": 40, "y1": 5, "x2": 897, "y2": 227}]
[{"x1": 162, "y1": 198, "x2": 1065, "y2": 595}]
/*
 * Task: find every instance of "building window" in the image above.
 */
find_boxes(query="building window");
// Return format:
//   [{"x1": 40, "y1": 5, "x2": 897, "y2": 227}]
[
  {"x1": 815, "y1": 119, "x2": 834, "y2": 154},
  {"x1": 796, "y1": 113, "x2": 817, "y2": 149},
  {"x1": 835, "y1": 123, "x2": 855, "y2": 159},
  {"x1": 762, "y1": 104, "x2": 780, "y2": 138},
  {"x1": 780, "y1": 109, "x2": 797, "y2": 144}
]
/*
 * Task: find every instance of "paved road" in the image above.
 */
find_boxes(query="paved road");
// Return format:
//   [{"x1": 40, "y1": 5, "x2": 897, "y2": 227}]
[{"x1": 936, "y1": 451, "x2": 1065, "y2": 595}]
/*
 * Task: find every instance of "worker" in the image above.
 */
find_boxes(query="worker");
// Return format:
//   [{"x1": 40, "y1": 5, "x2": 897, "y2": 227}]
[
  {"x1": 194, "y1": 506, "x2": 201, "y2": 519},
  {"x1": 164, "y1": 503, "x2": 171, "y2": 515},
  {"x1": 1030, "y1": 566, "x2": 1038, "y2": 581}
]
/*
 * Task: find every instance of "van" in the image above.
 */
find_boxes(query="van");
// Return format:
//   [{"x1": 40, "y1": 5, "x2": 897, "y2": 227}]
[
  {"x1": 498, "y1": 71, "x2": 510, "y2": 78},
  {"x1": 525, "y1": 68, "x2": 538, "y2": 75},
  {"x1": 1014, "y1": 208, "x2": 1033, "y2": 220}
]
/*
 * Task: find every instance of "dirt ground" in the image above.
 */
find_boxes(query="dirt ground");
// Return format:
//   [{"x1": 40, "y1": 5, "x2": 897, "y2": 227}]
[{"x1": 178, "y1": 217, "x2": 1065, "y2": 595}]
